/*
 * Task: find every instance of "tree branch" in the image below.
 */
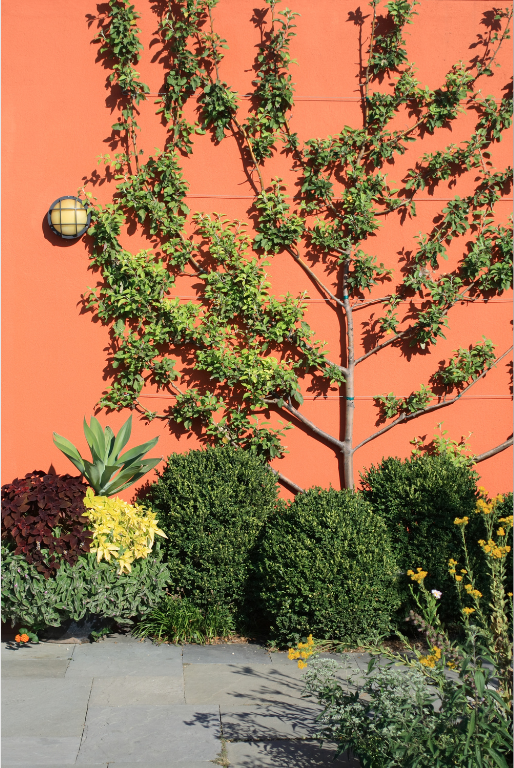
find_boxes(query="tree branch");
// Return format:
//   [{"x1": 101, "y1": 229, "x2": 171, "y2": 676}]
[
  {"x1": 474, "y1": 437, "x2": 513, "y2": 465},
  {"x1": 271, "y1": 468, "x2": 304, "y2": 494},
  {"x1": 264, "y1": 398, "x2": 345, "y2": 452},
  {"x1": 354, "y1": 280, "x2": 481, "y2": 366},
  {"x1": 353, "y1": 346, "x2": 513, "y2": 453},
  {"x1": 286, "y1": 247, "x2": 345, "y2": 309}
]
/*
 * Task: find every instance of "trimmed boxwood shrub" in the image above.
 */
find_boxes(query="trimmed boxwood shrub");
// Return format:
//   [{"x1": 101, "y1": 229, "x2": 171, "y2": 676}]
[
  {"x1": 146, "y1": 446, "x2": 279, "y2": 628},
  {"x1": 255, "y1": 488, "x2": 399, "y2": 645},
  {"x1": 360, "y1": 454, "x2": 482, "y2": 624}
]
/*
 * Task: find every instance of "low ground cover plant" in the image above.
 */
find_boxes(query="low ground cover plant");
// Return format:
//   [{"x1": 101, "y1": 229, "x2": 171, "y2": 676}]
[
  {"x1": 256, "y1": 487, "x2": 399, "y2": 645},
  {"x1": 146, "y1": 446, "x2": 278, "y2": 630},
  {"x1": 291, "y1": 488, "x2": 513, "y2": 767},
  {"x1": 1, "y1": 544, "x2": 170, "y2": 630}
]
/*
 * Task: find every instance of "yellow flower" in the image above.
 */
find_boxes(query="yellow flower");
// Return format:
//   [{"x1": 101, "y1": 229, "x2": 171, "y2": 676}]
[
  {"x1": 408, "y1": 567, "x2": 428, "y2": 583},
  {"x1": 463, "y1": 607, "x2": 475, "y2": 615},
  {"x1": 448, "y1": 558, "x2": 458, "y2": 566},
  {"x1": 420, "y1": 655, "x2": 436, "y2": 668},
  {"x1": 297, "y1": 660, "x2": 307, "y2": 669},
  {"x1": 508, "y1": 592, "x2": 513, "y2": 598},
  {"x1": 433, "y1": 647, "x2": 441, "y2": 660},
  {"x1": 455, "y1": 575, "x2": 463, "y2": 582},
  {"x1": 447, "y1": 661, "x2": 456, "y2": 670},
  {"x1": 460, "y1": 569, "x2": 467, "y2": 574},
  {"x1": 454, "y1": 517, "x2": 469, "y2": 526},
  {"x1": 288, "y1": 649, "x2": 299, "y2": 660},
  {"x1": 497, "y1": 527, "x2": 506, "y2": 537},
  {"x1": 498, "y1": 516, "x2": 513, "y2": 527}
]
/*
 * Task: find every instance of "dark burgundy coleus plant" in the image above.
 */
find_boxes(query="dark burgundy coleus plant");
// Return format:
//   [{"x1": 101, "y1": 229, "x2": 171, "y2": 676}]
[{"x1": 1, "y1": 471, "x2": 93, "y2": 578}]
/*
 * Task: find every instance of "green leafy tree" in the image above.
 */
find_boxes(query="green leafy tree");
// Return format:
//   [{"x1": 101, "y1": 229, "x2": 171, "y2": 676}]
[{"x1": 81, "y1": 0, "x2": 513, "y2": 491}]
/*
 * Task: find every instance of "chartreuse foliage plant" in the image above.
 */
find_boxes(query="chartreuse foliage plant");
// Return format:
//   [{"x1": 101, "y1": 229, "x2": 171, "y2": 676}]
[
  {"x1": 291, "y1": 488, "x2": 513, "y2": 768},
  {"x1": 53, "y1": 415, "x2": 162, "y2": 496},
  {"x1": 1, "y1": 544, "x2": 171, "y2": 629},
  {"x1": 82, "y1": 487, "x2": 168, "y2": 574},
  {"x1": 83, "y1": 0, "x2": 513, "y2": 490},
  {"x1": 256, "y1": 488, "x2": 399, "y2": 645}
]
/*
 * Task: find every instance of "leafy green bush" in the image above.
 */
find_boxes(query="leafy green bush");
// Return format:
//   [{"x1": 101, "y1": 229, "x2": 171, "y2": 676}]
[
  {"x1": 302, "y1": 497, "x2": 513, "y2": 768},
  {"x1": 133, "y1": 595, "x2": 234, "y2": 643},
  {"x1": 256, "y1": 488, "x2": 399, "y2": 645},
  {"x1": 146, "y1": 446, "x2": 279, "y2": 628},
  {"x1": 1, "y1": 544, "x2": 170, "y2": 629},
  {"x1": 360, "y1": 454, "x2": 481, "y2": 623}
]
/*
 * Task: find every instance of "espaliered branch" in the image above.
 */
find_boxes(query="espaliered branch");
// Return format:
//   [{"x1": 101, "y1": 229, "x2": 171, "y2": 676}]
[{"x1": 83, "y1": 0, "x2": 513, "y2": 491}]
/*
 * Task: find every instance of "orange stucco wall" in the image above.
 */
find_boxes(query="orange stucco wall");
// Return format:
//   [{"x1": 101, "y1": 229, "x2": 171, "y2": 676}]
[{"x1": 2, "y1": 0, "x2": 512, "y2": 498}]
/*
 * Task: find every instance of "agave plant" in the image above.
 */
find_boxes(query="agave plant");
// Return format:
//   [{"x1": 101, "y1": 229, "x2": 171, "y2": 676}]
[{"x1": 53, "y1": 416, "x2": 162, "y2": 496}]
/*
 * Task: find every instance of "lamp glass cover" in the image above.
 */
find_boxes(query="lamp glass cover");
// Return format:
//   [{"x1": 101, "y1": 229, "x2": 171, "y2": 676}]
[{"x1": 50, "y1": 198, "x2": 88, "y2": 236}]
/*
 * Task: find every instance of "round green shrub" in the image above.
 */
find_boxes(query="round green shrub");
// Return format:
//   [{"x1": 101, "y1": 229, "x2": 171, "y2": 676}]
[
  {"x1": 360, "y1": 454, "x2": 482, "y2": 624},
  {"x1": 256, "y1": 488, "x2": 399, "y2": 645},
  {"x1": 146, "y1": 446, "x2": 279, "y2": 628}
]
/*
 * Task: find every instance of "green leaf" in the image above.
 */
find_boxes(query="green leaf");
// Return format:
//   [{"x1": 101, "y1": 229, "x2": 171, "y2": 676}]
[
  {"x1": 118, "y1": 437, "x2": 159, "y2": 466},
  {"x1": 52, "y1": 433, "x2": 85, "y2": 474},
  {"x1": 110, "y1": 415, "x2": 133, "y2": 461},
  {"x1": 88, "y1": 416, "x2": 106, "y2": 459},
  {"x1": 83, "y1": 417, "x2": 103, "y2": 461}
]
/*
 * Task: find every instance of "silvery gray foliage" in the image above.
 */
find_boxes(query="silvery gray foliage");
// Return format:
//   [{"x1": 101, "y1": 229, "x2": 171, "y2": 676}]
[
  {"x1": 1, "y1": 545, "x2": 171, "y2": 628},
  {"x1": 303, "y1": 655, "x2": 512, "y2": 767}
]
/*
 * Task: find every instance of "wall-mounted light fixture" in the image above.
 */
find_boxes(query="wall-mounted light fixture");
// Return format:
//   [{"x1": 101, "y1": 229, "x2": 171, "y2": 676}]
[{"x1": 47, "y1": 196, "x2": 91, "y2": 239}]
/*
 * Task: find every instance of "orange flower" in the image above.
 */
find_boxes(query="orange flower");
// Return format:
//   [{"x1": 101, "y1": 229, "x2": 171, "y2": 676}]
[
  {"x1": 15, "y1": 634, "x2": 21, "y2": 642},
  {"x1": 19, "y1": 634, "x2": 29, "y2": 643}
]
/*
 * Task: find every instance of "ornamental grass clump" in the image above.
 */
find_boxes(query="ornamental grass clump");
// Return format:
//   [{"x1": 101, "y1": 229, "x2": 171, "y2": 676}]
[{"x1": 83, "y1": 488, "x2": 167, "y2": 574}]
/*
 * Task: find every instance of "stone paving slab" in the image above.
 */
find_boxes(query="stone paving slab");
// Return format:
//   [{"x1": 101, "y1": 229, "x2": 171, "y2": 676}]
[
  {"x1": 65, "y1": 642, "x2": 183, "y2": 679},
  {"x1": 1, "y1": 736, "x2": 83, "y2": 765},
  {"x1": 2, "y1": 678, "x2": 93, "y2": 738},
  {"x1": 183, "y1": 643, "x2": 271, "y2": 665},
  {"x1": 89, "y1": 675, "x2": 184, "y2": 707},
  {"x1": 76, "y1": 705, "x2": 221, "y2": 765},
  {"x1": 184, "y1": 663, "x2": 312, "y2": 706},
  {"x1": 2, "y1": 642, "x2": 76, "y2": 659},
  {"x1": 104, "y1": 763, "x2": 220, "y2": 767},
  {"x1": 226, "y1": 739, "x2": 359, "y2": 767},
  {"x1": 220, "y1": 702, "x2": 322, "y2": 740},
  {"x1": 2, "y1": 659, "x2": 71, "y2": 678}
]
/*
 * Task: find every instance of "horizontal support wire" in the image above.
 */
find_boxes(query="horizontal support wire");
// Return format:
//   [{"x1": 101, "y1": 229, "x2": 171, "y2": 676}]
[
  {"x1": 143, "y1": 95, "x2": 506, "y2": 102},
  {"x1": 159, "y1": 297, "x2": 513, "y2": 304},
  {"x1": 183, "y1": 194, "x2": 513, "y2": 200},
  {"x1": 138, "y1": 394, "x2": 512, "y2": 401}
]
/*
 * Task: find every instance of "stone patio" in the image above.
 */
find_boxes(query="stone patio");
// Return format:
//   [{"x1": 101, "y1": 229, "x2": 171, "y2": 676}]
[{"x1": 1, "y1": 634, "x2": 364, "y2": 767}]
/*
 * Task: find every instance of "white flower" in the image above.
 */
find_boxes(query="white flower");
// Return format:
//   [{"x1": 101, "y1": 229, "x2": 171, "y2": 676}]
[{"x1": 431, "y1": 589, "x2": 442, "y2": 599}]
